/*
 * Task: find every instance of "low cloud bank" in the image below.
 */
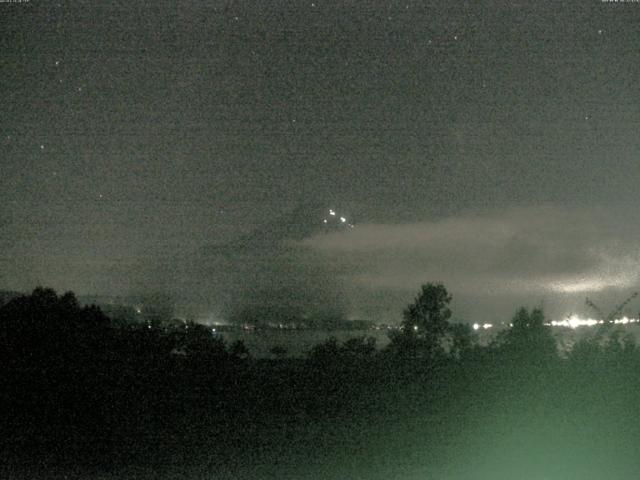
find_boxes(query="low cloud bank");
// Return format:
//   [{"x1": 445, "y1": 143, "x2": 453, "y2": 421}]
[{"x1": 303, "y1": 206, "x2": 640, "y2": 322}]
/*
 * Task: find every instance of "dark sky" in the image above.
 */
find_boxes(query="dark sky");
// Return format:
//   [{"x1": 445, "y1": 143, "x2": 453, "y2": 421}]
[{"x1": 2, "y1": 1, "x2": 640, "y2": 323}]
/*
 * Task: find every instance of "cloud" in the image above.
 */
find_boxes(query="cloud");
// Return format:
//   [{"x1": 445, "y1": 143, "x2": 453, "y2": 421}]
[{"x1": 302, "y1": 205, "x2": 640, "y2": 322}]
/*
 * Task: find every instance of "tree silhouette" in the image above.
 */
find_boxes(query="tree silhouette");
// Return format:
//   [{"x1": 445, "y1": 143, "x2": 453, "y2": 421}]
[
  {"x1": 493, "y1": 307, "x2": 557, "y2": 363},
  {"x1": 308, "y1": 336, "x2": 340, "y2": 364},
  {"x1": 270, "y1": 345, "x2": 288, "y2": 359},
  {"x1": 341, "y1": 336, "x2": 377, "y2": 359},
  {"x1": 230, "y1": 339, "x2": 250, "y2": 360},
  {"x1": 0, "y1": 287, "x2": 111, "y2": 366},
  {"x1": 389, "y1": 283, "x2": 452, "y2": 359},
  {"x1": 448, "y1": 322, "x2": 475, "y2": 360},
  {"x1": 183, "y1": 322, "x2": 228, "y2": 359}
]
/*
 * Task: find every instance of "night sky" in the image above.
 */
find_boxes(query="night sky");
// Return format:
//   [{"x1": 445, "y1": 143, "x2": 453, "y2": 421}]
[{"x1": 3, "y1": 1, "x2": 640, "y2": 323}]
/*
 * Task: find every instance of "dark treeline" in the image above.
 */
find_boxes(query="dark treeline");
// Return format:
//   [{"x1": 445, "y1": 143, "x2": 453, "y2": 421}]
[{"x1": 2, "y1": 284, "x2": 640, "y2": 479}]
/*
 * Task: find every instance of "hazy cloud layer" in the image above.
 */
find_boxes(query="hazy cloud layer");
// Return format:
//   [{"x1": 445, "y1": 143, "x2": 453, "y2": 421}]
[{"x1": 303, "y1": 206, "x2": 640, "y2": 322}]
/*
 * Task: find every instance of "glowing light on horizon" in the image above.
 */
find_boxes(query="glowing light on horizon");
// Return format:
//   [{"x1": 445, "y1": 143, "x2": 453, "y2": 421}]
[
  {"x1": 473, "y1": 323, "x2": 493, "y2": 330},
  {"x1": 550, "y1": 314, "x2": 638, "y2": 329},
  {"x1": 614, "y1": 316, "x2": 634, "y2": 325},
  {"x1": 471, "y1": 317, "x2": 639, "y2": 331},
  {"x1": 551, "y1": 315, "x2": 599, "y2": 329}
]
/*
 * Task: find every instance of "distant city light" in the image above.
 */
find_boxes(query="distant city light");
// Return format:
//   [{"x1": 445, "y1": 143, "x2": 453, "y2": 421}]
[
  {"x1": 551, "y1": 315, "x2": 599, "y2": 329},
  {"x1": 340, "y1": 216, "x2": 346, "y2": 223},
  {"x1": 549, "y1": 315, "x2": 639, "y2": 329},
  {"x1": 469, "y1": 317, "x2": 640, "y2": 330},
  {"x1": 615, "y1": 316, "x2": 633, "y2": 325},
  {"x1": 329, "y1": 209, "x2": 336, "y2": 216},
  {"x1": 472, "y1": 323, "x2": 493, "y2": 330}
]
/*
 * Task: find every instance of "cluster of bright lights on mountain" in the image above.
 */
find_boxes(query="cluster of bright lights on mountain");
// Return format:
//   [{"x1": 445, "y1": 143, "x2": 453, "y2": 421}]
[{"x1": 323, "y1": 209, "x2": 354, "y2": 228}]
